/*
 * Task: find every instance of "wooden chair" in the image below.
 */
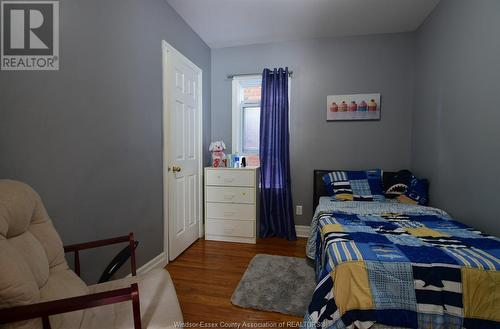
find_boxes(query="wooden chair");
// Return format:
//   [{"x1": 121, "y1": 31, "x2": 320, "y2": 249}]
[{"x1": 0, "y1": 180, "x2": 183, "y2": 329}]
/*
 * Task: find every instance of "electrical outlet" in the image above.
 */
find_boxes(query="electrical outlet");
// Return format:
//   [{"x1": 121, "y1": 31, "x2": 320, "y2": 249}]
[{"x1": 296, "y1": 205, "x2": 303, "y2": 215}]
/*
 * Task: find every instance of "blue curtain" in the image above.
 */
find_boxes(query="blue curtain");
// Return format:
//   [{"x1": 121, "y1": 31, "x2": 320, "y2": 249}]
[{"x1": 259, "y1": 68, "x2": 296, "y2": 240}]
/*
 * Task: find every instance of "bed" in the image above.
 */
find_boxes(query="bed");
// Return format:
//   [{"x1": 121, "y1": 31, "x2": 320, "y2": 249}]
[
  {"x1": 306, "y1": 170, "x2": 450, "y2": 261},
  {"x1": 303, "y1": 170, "x2": 500, "y2": 329}
]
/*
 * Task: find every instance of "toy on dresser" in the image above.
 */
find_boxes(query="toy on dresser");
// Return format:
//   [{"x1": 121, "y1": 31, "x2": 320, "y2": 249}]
[{"x1": 209, "y1": 140, "x2": 227, "y2": 167}]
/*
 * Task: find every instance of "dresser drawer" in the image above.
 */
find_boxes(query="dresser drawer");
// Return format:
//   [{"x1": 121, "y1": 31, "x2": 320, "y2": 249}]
[
  {"x1": 206, "y1": 218, "x2": 254, "y2": 238},
  {"x1": 205, "y1": 169, "x2": 255, "y2": 187},
  {"x1": 205, "y1": 186, "x2": 255, "y2": 204},
  {"x1": 206, "y1": 202, "x2": 255, "y2": 220}
]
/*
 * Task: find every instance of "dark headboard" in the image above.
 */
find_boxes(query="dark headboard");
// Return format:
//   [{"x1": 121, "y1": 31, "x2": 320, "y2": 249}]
[{"x1": 312, "y1": 169, "x2": 397, "y2": 215}]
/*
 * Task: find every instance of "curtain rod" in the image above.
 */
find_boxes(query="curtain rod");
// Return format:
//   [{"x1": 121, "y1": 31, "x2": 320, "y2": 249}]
[{"x1": 226, "y1": 70, "x2": 293, "y2": 80}]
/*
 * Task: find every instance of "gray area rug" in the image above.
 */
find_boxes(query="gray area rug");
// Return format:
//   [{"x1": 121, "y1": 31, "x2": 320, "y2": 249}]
[{"x1": 231, "y1": 254, "x2": 316, "y2": 317}]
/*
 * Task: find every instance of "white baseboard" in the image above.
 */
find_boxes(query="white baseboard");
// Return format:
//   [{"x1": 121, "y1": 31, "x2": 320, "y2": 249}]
[
  {"x1": 295, "y1": 225, "x2": 310, "y2": 238},
  {"x1": 127, "y1": 252, "x2": 168, "y2": 277}
]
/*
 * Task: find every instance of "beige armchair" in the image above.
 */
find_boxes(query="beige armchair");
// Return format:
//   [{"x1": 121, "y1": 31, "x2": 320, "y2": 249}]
[{"x1": 0, "y1": 180, "x2": 183, "y2": 329}]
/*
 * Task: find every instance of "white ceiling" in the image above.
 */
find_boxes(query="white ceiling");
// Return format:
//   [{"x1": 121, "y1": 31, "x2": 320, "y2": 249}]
[{"x1": 167, "y1": 0, "x2": 440, "y2": 49}]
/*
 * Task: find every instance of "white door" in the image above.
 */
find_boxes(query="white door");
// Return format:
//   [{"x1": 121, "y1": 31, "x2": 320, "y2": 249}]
[{"x1": 163, "y1": 41, "x2": 202, "y2": 261}]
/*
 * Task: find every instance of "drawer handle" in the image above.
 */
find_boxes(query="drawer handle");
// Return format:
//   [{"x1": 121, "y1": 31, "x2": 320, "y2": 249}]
[
  {"x1": 223, "y1": 194, "x2": 235, "y2": 200},
  {"x1": 223, "y1": 227, "x2": 234, "y2": 233},
  {"x1": 223, "y1": 178, "x2": 235, "y2": 183},
  {"x1": 224, "y1": 211, "x2": 235, "y2": 217}
]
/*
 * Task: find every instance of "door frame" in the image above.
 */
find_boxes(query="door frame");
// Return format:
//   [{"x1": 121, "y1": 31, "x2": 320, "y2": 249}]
[{"x1": 162, "y1": 40, "x2": 204, "y2": 263}]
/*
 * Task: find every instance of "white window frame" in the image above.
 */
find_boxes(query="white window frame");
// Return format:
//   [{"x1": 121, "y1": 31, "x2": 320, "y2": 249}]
[
  {"x1": 231, "y1": 75, "x2": 262, "y2": 155},
  {"x1": 231, "y1": 74, "x2": 292, "y2": 155}
]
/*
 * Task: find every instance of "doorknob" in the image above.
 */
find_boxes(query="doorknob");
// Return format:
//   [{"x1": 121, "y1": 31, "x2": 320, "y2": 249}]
[{"x1": 172, "y1": 165, "x2": 182, "y2": 173}]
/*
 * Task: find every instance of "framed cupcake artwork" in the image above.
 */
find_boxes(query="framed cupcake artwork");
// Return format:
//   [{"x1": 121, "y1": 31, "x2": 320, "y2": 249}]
[{"x1": 327, "y1": 93, "x2": 381, "y2": 121}]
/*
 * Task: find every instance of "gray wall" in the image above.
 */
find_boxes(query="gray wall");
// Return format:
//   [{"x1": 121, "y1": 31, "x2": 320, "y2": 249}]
[
  {"x1": 0, "y1": 0, "x2": 211, "y2": 282},
  {"x1": 412, "y1": 0, "x2": 500, "y2": 235},
  {"x1": 211, "y1": 34, "x2": 416, "y2": 225}
]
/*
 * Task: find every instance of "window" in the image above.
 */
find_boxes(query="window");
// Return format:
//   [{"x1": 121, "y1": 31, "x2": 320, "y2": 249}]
[{"x1": 232, "y1": 76, "x2": 261, "y2": 155}]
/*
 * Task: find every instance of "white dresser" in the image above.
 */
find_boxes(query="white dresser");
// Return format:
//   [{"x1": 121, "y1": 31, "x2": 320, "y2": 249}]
[{"x1": 204, "y1": 167, "x2": 259, "y2": 244}]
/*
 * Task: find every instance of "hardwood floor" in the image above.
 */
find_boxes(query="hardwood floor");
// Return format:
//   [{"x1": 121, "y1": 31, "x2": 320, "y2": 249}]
[{"x1": 165, "y1": 237, "x2": 307, "y2": 327}]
